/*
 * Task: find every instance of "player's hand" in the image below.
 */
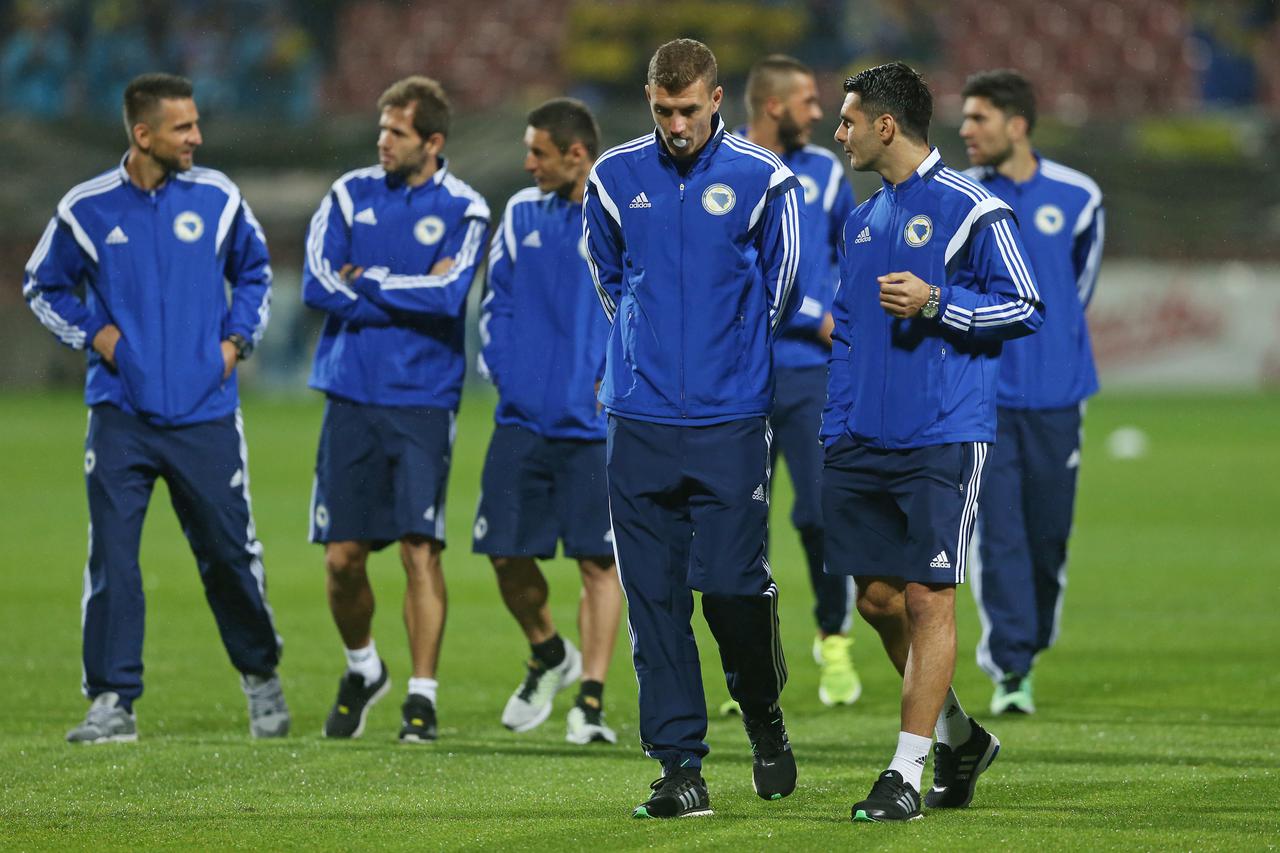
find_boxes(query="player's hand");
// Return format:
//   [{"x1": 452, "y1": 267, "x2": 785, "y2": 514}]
[
  {"x1": 92, "y1": 324, "x2": 121, "y2": 368},
  {"x1": 430, "y1": 257, "x2": 455, "y2": 276},
  {"x1": 818, "y1": 312, "x2": 835, "y2": 348},
  {"x1": 221, "y1": 340, "x2": 237, "y2": 380},
  {"x1": 594, "y1": 379, "x2": 603, "y2": 416},
  {"x1": 338, "y1": 263, "x2": 365, "y2": 282},
  {"x1": 878, "y1": 271, "x2": 931, "y2": 318}
]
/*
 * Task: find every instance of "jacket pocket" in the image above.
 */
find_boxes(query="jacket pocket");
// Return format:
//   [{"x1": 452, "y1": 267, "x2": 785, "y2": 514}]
[{"x1": 112, "y1": 337, "x2": 142, "y2": 410}]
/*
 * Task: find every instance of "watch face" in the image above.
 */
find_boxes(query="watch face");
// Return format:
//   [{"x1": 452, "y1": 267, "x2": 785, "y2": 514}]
[{"x1": 921, "y1": 303, "x2": 938, "y2": 319}]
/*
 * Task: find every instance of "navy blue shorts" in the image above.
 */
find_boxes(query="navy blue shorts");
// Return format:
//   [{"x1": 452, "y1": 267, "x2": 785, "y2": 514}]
[
  {"x1": 310, "y1": 396, "x2": 454, "y2": 550},
  {"x1": 473, "y1": 424, "x2": 613, "y2": 560},
  {"x1": 822, "y1": 437, "x2": 988, "y2": 584}
]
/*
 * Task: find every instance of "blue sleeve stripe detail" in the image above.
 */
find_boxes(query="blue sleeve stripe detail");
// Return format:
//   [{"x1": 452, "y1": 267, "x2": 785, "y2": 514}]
[
  {"x1": 770, "y1": 184, "x2": 801, "y2": 332},
  {"x1": 1077, "y1": 208, "x2": 1105, "y2": 306},
  {"x1": 305, "y1": 194, "x2": 359, "y2": 300},
  {"x1": 374, "y1": 218, "x2": 487, "y2": 290},
  {"x1": 582, "y1": 220, "x2": 616, "y2": 322}
]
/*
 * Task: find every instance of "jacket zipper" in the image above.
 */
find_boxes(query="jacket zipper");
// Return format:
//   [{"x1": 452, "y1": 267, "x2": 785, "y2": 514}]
[
  {"x1": 882, "y1": 188, "x2": 897, "y2": 441},
  {"x1": 153, "y1": 189, "x2": 166, "y2": 411},
  {"x1": 678, "y1": 180, "x2": 686, "y2": 416}
]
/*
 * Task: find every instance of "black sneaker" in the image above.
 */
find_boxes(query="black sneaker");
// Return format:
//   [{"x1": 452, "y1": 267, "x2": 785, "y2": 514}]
[
  {"x1": 633, "y1": 769, "x2": 713, "y2": 819},
  {"x1": 851, "y1": 770, "x2": 922, "y2": 822},
  {"x1": 925, "y1": 718, "x2": 1000, "y2": 809},
  {"x1": 322, "y1": 661, "x2": 389, "y2": 738},
  {"x1": 742, "y1": 704, "x2": 797, "y2": 800},
  {"x1": 399, "y1": 693, "x2": 438, "y2": 743}
]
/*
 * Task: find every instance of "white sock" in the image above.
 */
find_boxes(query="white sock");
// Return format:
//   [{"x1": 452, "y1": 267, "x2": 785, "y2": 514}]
[
  {"x1": 887, "y1": 731, "x2": 931, "y2": 792},
  {"x1": 935, "y1": 687, "x2": 973, "y2": 746},
  {"x1": 344, "y1": 640, "x2": 382, "y2": 686},
  {"x1": 408, "y1": 677, "x2": 437, "y2": 705}
]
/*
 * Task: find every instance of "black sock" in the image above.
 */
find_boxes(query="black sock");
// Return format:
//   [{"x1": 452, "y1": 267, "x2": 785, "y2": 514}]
[
  {"x1": 530, "y1": 634, "x2": 566, "y2": 669},
  {"x1": 577, "y1": 679, "x2": 604, "y2": 709}
]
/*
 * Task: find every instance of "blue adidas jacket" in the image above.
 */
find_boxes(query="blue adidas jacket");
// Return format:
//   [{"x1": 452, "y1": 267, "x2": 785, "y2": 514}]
[
  {"x1": 303, "y1": 161, "x2": 490, "y2": 409},
  {"x1": 583, "y1": 114, "x2": 803, "y2": 425},
  {"x1": 771, "y1": 142, "x2": 856, "y2": 371},
  {"x1": 479, "y1": 187, "x2": 608, "y2": 441},
  {"x1": 967, "y1": 155, "x2": 1104, "y2": 409},
  {"x1": 823, "y1": 148, "x2": 1044, "y2": 449},
  {"x1": 23, "y1": 157, "x2": 271, "y2": 427}
]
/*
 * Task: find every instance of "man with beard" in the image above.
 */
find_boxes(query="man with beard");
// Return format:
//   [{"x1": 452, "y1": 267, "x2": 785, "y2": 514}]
[
  {"x1": 959, "y1": 69, "x2": 1105, "y2": 716},
  {"x1": 302, "y1": 76, "x2": 490, "y2": 743},
  {"x1": 24, "y1": 73, "x2": 286, "y2": 743},
  {"x1": 725, "y1": 55, "x2": 861, "y2": 712},
  {"x1": 474, "y1": 98, "x2": 623, "y2": 745}
]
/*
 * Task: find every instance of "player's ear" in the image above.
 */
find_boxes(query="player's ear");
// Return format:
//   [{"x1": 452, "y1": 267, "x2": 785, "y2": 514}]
[
  {"x1": 131, "y1": 121, "x2": 151, "y2": 152},
  {"x1": 711, "y1": 85, "x2": 723, "y2": 112},
  {"x1": 877, "y1": 113, "x2": 895, "y2": 143},
  {"x1": 1009, "y1": 114, "x2": 1029, "y2": 142},
  {"x1": 565, "y1": 140, "x2": 588, "y2": 165},
  {"x1": 424, "y1": 132, "x2": 446, "y2": 157}
]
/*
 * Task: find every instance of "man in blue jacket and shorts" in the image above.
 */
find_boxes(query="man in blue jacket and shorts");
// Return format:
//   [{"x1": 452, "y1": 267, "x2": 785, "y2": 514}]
[
  {"x1": 825, "y1": 62, "x2": 1043, "y2": 822},
  {"x1": 475, "y1": 98, "x2": 622, "y2": 746}
]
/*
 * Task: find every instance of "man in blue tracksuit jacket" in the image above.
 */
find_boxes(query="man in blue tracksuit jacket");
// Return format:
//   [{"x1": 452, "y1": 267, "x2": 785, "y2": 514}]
[
  {"x1": 473, "y1": 98, "x2": 623, "y2": 747},
  {"x1": 824, "y1": 63, "x2": 1043, "y2": 821},
  {"x1": 583, "y1": 39, "x2": 803, "y2": 818},
  {"x1": 23, "y1": 73, "x2": 286, "y2": 744},
  {"x1": 738, "y1": 54, "x2": 861, "y2": 712},
  {"x1": 959, "y1": 70, "x2": 1105, "y2": 716},
  {"x1": 302, "y1": 76, "x2": 489, "y2": 744}
]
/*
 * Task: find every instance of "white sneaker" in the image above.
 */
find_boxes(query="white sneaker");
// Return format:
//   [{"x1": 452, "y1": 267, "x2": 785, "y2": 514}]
[
  {"x1": 242, "y1": 673, "x2": 290, "y2": 738},
  {"x1": 66, "y1": 693, "x2": 137, "y2": 744},
  {"x1": 501, "y1": 640, "x2": 582, "y2": 733},
  {"x1": 566, "y1": 702, "x2": 617, "y2": 745}
]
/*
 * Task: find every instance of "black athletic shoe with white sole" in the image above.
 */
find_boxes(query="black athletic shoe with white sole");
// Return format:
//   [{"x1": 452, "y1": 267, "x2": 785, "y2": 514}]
[
  {"x1": 632, "y1": 769, "x2": 712, "y2": 819},
  {"x1": 925, "y1": 718, "x2": 1001, "y2": 808},
  {"x1": 399, "y1": 693, "x2": 438, "y2": 743},
  {"x1": 851, "y1": 770, "x2": 923, "y2": 822},
  {"x1": 742, "y1": 704, "x2": 797, "y2": 800},
  {"x1": 323, "y1": 661, "x2": 389, "y2": 739}
]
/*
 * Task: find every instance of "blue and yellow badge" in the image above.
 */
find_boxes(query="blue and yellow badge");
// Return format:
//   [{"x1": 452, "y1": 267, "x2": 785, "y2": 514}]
[
  {"x1": 904, "y1": 214, "x2": 932, "y2": 247},
  {"x1": 701, "y1": 184, "x2": 736, "y2": 216}
]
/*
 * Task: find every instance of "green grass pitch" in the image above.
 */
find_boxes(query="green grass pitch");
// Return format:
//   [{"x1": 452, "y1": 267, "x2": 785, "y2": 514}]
[{"x1": 1, "y1": 390, "x2": 1277, "y2": 850}]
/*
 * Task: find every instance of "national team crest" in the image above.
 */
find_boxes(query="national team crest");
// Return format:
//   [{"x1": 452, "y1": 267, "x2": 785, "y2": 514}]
[
  {"x1": 701, "y1": 183, "x2": 736, "y2": 215},
  {"x1": 414, "y1": 215, "x2": 445, "y2": 245},
  {"x1": 1035, "y1": 204, "x2": 1065, "y2": 235},
  {"x1": 904, "y1": 214, "x2": 932, "y2": 247},
  {"x1": 798, "y1": 174, "x2": 819, "y2": 205},
  {"x1": 173, "y1": 211, "x2": 204, "y2": 243}
]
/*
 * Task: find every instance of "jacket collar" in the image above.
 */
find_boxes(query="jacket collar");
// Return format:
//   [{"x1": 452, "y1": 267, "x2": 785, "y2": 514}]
[
  {"x1": 385, "y1": 157, "x2": 450, "y2": 191},
  {"x1": 654, "y1": 113, "x2": 726, "y2": 176},
  {"x1": 881, "y1": 146, "x2": 944, "y2": 194}
]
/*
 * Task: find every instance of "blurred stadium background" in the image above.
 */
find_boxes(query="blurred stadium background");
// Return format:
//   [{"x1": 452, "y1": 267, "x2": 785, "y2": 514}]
[
  {"x1": 2, "y1": 1, "x2": 1278, "y2": 848},
  {"x1": 3, "y1": 0, "x2": 1280, "y2": 390}
]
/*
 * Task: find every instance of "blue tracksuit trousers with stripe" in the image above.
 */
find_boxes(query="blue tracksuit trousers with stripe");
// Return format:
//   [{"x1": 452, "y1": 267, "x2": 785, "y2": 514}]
[
  {"x1": 81, "y1": 404, "x2": 282, "y2": 707},
  {"x1": 974, "y1": 404, "x2": 1083, "y2": 681},
  {"x1": 606, "y1": 415, "x2": 787, "y2": 772}
]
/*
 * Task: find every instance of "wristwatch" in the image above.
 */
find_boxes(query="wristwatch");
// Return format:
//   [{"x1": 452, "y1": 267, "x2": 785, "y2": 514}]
[
  {"x1": 920, "y1": 285, "x2": 940, "y2": 319},
  {"x1": 227, "y1": 333, "x2": 253, "y2": 361}
]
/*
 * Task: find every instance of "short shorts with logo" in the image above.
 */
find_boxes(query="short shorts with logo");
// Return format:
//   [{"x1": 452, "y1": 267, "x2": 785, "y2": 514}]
[
  {"x1": 473, "y1": 423, "x2": 613, "y2": 560},
  {"x1": 822, "y1": 436, "x2": 989, "y2": 584},
  {"x1": 310, "y1": 396, "x2": 455, "y2": 550}
]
